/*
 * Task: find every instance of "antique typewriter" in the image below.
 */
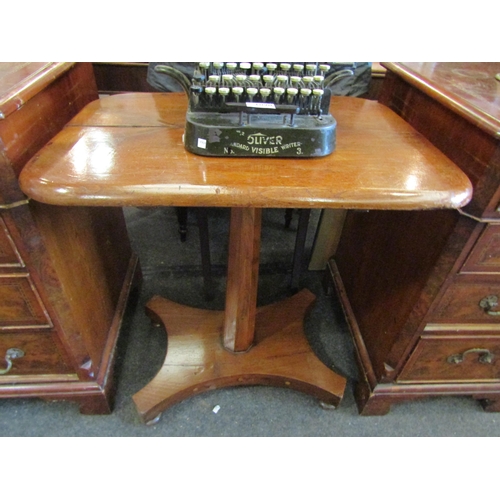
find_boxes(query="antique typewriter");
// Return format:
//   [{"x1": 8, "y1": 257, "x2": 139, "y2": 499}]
[{"x1": 154, "y1": 62, "x2": 354, "y2": 158}]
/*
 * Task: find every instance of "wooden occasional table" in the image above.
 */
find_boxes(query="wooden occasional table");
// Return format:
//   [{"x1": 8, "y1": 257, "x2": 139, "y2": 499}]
[{"x1": 19, "y1": 92, "x2": 472, "y2": 424}]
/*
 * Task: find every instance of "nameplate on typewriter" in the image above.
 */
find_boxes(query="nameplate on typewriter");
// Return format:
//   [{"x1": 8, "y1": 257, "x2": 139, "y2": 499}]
[{"x1": 155, "y1": 62, "x2": 341, "y2": 158}]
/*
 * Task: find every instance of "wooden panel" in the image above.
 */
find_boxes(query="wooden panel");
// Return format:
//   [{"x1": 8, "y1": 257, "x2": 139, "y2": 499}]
[
  {"x1": 0, "y1": 216, "x2": 23, "y2": 267},
  {"x1": 398, "y1": 335, "x2": 500, "y2": 382},
  {"x1": 462, "y1": 224, "x2": 500, "y2": 274},
  {"x1": 0, "y1": 332, "x2": 72, "y2": 377},
  {"x1": 30, "y1": 202, "x2": 133, "y2": 367},
  {"x1": 0, "y1": 275, "x2": 52, "y2": 330},
  {"x1": 334, "y1": 209, "x2": 463, "y2": 377}
]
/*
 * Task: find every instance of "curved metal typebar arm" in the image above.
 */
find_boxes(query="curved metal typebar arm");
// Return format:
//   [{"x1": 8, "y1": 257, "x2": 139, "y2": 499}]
[{"x1": 154, "y1": 65, "x2": 192, "y2": 96}]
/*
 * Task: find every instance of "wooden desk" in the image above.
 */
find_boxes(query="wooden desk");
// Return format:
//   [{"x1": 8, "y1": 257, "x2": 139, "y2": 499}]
[
  {"x1": 331, "y1": 62, "x2": 500, "y2": 415},
  {"x1": 0, "y1": 63, "x2": 138, "y2": 414},
  {"x1": 19, "y1": 92, "x2": 472, "y2": 423}
]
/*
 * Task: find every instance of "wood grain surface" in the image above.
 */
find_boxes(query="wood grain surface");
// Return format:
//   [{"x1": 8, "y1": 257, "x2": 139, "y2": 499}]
[{"x1": 19, "y1": 93, "x2": 472, "y2": 211}]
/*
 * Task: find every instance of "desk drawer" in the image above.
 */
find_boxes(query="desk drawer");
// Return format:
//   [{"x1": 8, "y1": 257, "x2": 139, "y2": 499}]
[
  {"x1": 398, "y1": 335, "x2": 500, "y2": 383},
  {"x1": 0, "y1": 275, "x2": 52, "y2": 330},
  {"x1": 462, "y1": 224, "x2": 500, "y2": 274},
  {"x1": 0, "y1": 332, "x2": 72, "y2": 379},
  {"x1": 427, "y1": 278, "x2": 500, "y2": 325}
]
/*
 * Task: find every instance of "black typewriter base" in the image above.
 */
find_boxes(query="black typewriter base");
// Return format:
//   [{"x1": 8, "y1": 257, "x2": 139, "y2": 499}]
[{"x1": 184, "y1": 112, "x2": 336, "y2": 158}]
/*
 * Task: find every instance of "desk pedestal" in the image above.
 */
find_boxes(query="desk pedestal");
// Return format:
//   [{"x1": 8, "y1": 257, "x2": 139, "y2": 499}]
[{"x1": 132, "y1": 208, "x2": 347, "y2": 424}]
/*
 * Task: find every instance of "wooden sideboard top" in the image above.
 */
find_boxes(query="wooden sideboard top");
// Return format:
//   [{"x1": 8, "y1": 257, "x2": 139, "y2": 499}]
[
  {"x1": 0, "y1": 62, "x2": 75, "y2": 120},
  {"x1": 382, "y1": 62, "x2": 500, "y2": 138}
]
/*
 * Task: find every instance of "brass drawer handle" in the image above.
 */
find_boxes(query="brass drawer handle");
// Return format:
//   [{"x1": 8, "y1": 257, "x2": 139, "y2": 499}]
[
  {"x1": 0, "y1": 348, "x2": 25, "y2": 375},
  {"x1": 479, "y1": 295, "x2": 500, "y2": 316},
  {"x1": 447, "y1": 348, "x2": 494, "y2": 365}
]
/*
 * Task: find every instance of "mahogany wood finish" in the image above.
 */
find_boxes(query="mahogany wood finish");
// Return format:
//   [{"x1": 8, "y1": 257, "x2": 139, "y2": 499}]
[
  {"x1": 134, "y1": 289, "x2": 347, "y2": 423},
  {"x1": 20, "y1": 93, "x2": 471, "y2": 210},
  {"x1": 19, "y1": 91, "x2": 472, "y2": 423},
  {"x1": 331, "y1": 62, "x2": 500, "y2": 415},
  {"x1": 223, "y1": 207, "x2": 261, "y2": 352},
  {"x1": 0, "y1": 63, "x2": 139, "y2": 413}
]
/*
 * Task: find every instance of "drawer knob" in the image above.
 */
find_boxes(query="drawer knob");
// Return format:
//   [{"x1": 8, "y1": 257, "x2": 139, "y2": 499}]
[
  {"x1": 447, "y1": 348, "x2": 494, "y2": 365},
  {"x1": 479, "y1": 295, "x2": 500, "y2": 316},
  {"x1": 0, "y1": 348, "x2": 25, "y2": 375}
]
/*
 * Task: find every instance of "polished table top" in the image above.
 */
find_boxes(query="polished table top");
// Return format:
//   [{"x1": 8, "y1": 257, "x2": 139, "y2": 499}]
[{"x1": 19, "y1": 92, "x2": 472, "y2": 211}]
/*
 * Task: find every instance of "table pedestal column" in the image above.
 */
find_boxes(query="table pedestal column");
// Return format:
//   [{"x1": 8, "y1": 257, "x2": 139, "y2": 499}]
[{"x1": 132, "y1": 208, "x2": 347, "y2": 424}]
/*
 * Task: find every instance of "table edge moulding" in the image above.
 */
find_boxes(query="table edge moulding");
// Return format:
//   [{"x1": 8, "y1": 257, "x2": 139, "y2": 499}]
[{"x1": 18, "y1": 90, "x2": 472, "y2": 424}]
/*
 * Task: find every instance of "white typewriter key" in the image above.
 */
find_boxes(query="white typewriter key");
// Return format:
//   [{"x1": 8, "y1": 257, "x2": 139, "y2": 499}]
[
  {"x1": 293, "y1": 64, "x2": 304, "y2": 72},
  {"x1": 205, "y1": 86, "x2": 217, "y2": 104},
  {"x1": 222, "y1": 74, "x2": 234, "y2": 84},
  {"x1": 226, "y1": 63, "x2": 237, "y2": 72},
  {"x1": 219, "y1": 87, "x2": 230, "y2": 103},
  {"x1": 249, "y1": 75, "x2": 261, "y2": 85},
  {"x1": 280, "y1": 63, "x2": 291, "y2": 71},
  {"x1": 240, "y1": 63, "x2": 251, "y2": 70},
  {"x1": 208, "y1": 75, "x2": 220, "y2": 84},
  {"x1": 213, "y1": 62, "x2": 224, "y2": 70},
  {"x1": 276, "y1": 75, "x2": 288, "y2": 85},
  {"x1": 273, "y1": 87, "x2": 285, "y2": 102},
  {"x1": 312, "y1": 88, "x2": 324, "y2": 110},
  {"x1": 302, "y1": 76, "x2": 314, "y2": 86},
  {"x1": 232, "y1": 87, "x2": 244, "y2": 101},
  {"x1": 300, "y1": 87, "x2": 312, "y2": 108},
  {"x1": 290, "y1": 76, "x2": 301, "y2": 86},
  {"x1": 286, "y1": 87, "x2": 298, "y2": 103},
  {"x1": 199, "y1": 62, "x2": 210, "y2": 69},
  {"x1": 236, "y1": 74, "x2": 247, "y2": 83},
  {"x1": 259, "y1": 88, "x2": 271, "y2": 101},
  {"x1": 273, "y1": 90, "x2": 284, "y2": 105},
  {"x1": 314, "y1": 75, "x2": 325, "y2": 85},
  {"x1": 252, "y1": 63, "x2": 264, "y2": 71},
  {"x1": 263, "y1": 75, "x2": 274, "y2": 86},
  {"x1": 246, "y1": 88, "x2": 258, "y2": 97},
  {"x1": 306, "y1": 64, "x2": 317, "y2": 74},
  {"x1": 319, "y1": 64, "x2": 331, "y2": 73},
  {"x1": 266, "y1": 63, "x2": 278, "y2": 72}
]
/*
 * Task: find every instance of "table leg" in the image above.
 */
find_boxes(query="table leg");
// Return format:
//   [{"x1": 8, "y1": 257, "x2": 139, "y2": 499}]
[
  {"x1": 223, "y1": 207, "x2": 261, "y2": 352},
  {"x1": 132, "y1": 207, "x2": 347, "y2": 424}
]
